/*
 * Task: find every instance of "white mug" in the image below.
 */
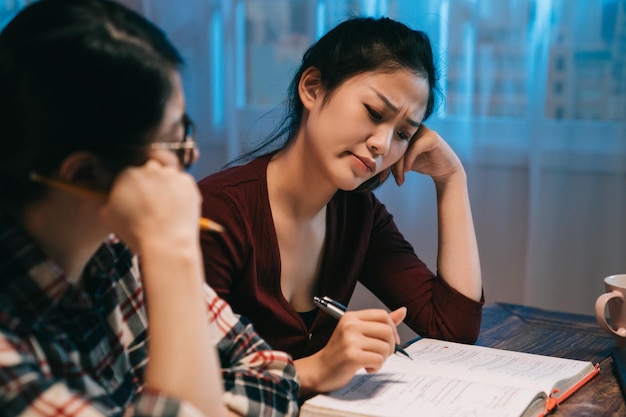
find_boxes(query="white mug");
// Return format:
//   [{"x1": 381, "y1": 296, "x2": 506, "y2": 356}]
[{"x1": 595, "y1": 274, "x2": 626, "y2": 347}]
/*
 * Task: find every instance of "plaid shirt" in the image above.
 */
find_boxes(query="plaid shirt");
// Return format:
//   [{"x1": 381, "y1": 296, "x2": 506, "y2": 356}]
[{"x1": 0, "y1": 211, "x2": 299, "y2": 417}]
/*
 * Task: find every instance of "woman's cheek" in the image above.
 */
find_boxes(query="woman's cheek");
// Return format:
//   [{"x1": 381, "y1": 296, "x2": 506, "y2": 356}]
[{"x1": 387, "y1": 142, "x2": 409, "y2": 166}]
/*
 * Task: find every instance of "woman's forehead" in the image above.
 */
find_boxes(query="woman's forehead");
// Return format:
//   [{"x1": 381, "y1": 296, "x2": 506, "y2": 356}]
[{"x1": 340, "y1": 70, "x2": 430, "y2": 115}]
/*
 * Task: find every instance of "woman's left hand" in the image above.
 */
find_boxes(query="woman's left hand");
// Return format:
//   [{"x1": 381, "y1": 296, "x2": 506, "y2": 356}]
[{"x1": 390, "y1": 125, "x2": 464, "y2": 186}]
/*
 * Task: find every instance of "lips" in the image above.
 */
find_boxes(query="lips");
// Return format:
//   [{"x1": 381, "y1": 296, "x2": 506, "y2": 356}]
[{"x1": 351, "y1": 153, "x2": 376, "y2": 172}]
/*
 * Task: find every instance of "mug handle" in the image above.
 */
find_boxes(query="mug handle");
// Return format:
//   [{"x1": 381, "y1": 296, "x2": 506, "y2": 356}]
[{"x1": 595, "y1": 290, "x2": 626, "y2": 337}]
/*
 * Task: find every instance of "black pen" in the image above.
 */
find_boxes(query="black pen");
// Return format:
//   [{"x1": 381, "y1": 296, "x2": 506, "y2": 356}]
[{"x1": 313, "y1": 295, "x2": 412, "y2": 360}]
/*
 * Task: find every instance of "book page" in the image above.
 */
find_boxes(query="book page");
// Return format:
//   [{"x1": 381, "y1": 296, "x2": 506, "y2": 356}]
[
  {"x1": 302, "y1": 371, "x2": 544, "y2": 417},
  {"x1": 396, "y1": 339, "x2": 594, "y2": 395},
  {"x1": 302, "y1": 339, "x2": 595, "y2": 417}
]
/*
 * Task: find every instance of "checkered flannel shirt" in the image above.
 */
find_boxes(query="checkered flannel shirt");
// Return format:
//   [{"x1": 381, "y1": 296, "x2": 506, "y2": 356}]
[{"x1": 0, "y1": 212, "x2": 299, "y2": 417}]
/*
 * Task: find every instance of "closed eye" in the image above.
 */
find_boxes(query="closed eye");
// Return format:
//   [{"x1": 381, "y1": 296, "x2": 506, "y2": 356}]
[
  {"x1": 365, "y1": 105, "x2": 382, "y2": 121},
  {"x1": 397, "y1": 130, "x2": 411, "y2": 141}
]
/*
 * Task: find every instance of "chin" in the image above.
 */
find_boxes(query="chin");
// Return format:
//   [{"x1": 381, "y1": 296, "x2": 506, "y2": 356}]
[
  {"x1": 336, "y1": 178, "x2": 367, "y2": 192},
  {"x1": 332, "y1": 167, "x2": 372, "y2": 191},
  {"x1": 338, "y1": 185, "x2": 360, "y2": 192}
]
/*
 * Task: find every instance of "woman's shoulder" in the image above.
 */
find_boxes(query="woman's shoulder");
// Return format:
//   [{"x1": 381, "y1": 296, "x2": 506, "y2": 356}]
[
  {"x1": 197, "y1": 155, "x2": 270, "y2": 192},
  {"x1": 197, "y1": 155, "x2": 272, "y2": 223}
]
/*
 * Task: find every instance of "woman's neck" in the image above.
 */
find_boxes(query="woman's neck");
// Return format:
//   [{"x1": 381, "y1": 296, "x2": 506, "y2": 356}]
[
  {"x1": 21, "y1": 193, "x2": 106, "y2": 283},
  {"x1": 268, "y1": 145, "x2": 337, "y2": 221}
]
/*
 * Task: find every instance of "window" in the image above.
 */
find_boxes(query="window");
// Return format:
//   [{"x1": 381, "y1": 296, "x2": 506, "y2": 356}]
[
  {"x1": 0, "y1": 0, "x2": 32, "y2": 29},
  {"x1": 4, "y1": 0, "x2": 624, "y2": 168}
]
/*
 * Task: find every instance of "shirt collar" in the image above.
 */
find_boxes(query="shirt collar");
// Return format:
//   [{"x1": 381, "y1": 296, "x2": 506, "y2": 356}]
[{"x1": 0, "y1": 210, "x2": 91, "y2": 321}]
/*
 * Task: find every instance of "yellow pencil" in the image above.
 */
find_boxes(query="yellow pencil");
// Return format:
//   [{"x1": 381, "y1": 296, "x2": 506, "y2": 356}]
[
  {"x1": 30, "y1": 173, "x2": 223, "y2": 233},
  {"x1": 198, "y1": 217, "x2": 224, "y2": 233}
]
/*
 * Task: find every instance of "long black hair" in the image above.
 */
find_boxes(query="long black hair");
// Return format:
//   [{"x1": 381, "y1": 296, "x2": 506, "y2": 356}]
[
  {"x1": 0, "y1": 0, "x2": 183, "y2": 212},
  {"x1": 236, "y1": 16, "x2": 441, "y2": 190}
]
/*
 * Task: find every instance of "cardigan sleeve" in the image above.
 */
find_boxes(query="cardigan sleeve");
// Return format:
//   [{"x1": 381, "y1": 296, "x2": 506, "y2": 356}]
[
  {"x1": 198, "y1": 180, "x2": 250, "y2": 304},
  {"x1": 358, "y1": 193, "x2": 483, "y2": 344}
]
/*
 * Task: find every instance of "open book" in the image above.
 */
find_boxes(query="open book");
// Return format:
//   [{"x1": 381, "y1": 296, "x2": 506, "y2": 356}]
[{"x1": 300, "y1": 338, "x2": 599, "y2": 417}]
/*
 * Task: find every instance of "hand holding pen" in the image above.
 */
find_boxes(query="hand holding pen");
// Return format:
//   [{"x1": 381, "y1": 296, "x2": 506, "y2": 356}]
[
  {"x1": 296, "y1": 296, "x2": 409, "y2": 394},
  {"x1": 314, "y1": 296, "x2": 412, "y2": 360}
]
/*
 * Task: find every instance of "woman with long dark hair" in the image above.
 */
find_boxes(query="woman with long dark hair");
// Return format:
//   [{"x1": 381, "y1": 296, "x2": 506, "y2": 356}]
[{"x1": 199, "y1": 16, "x2": 483, "y2": 398}]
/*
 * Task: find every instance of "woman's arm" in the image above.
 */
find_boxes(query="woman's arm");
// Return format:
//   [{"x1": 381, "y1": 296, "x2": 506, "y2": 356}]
[
  {"x1": 106, "y1": 160, "x2": 299, "y2": 416},
  {"x1": 103, "y1": 160, "x2": 230, "y2": 416},
  {"x1": 391, "y1": 125, "x2": 482, "y2": 302},
  {"x1": 433, "y1": 168, "x2": 482, "y2": 300},
  {"x1": 204, "y1": 283, "x2": 300, "y2": 416}
]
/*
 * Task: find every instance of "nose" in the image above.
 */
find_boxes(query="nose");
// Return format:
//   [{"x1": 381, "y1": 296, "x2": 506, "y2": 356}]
[{"x1": 366, "y1": 126, "x2": 394, "y2": 156}]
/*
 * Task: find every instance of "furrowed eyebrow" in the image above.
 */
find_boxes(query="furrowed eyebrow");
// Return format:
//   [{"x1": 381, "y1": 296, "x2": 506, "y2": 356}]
[{"x1": 371, "y1": 87, "x2": 421, "y2": 128}]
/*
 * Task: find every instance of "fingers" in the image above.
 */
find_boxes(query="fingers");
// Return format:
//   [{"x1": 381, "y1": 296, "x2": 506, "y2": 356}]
[
  {"x1": 309, "y1": 343, "x2": 388, "y2": 392},
  {"x1": 327, "y1": 315, "x2": 393, "y2": 372},
  {"x1": 389, "y1": 307, "x2": 407, "y2": 326},
  {"x1": 389, "y1": 306, "x2": 407, "y2": 326},
  {"x1": 392, "y1": 125, "x2": 435, "y2": 186},
  {"x1": 388, "y1": 307, "x2": 407, "y2": 344},
  {"x1": 402, "y1": 125, "x2": 436, "y2": 166},
  {"x1": 391, "y1": 125, "x2": 465, "y2": 184},
  {"x1": 390, "y1": 160, "x2": 404, "y2": 186},
  {"x1": 338, "y1": 309, "x2": 405, "y2": 355},
  {"x1": 101, "y1": 159, "x2": 201, "y2": 251},
  {"x1": 310, "y1": 307, "x2": 408, "y2": 392}
]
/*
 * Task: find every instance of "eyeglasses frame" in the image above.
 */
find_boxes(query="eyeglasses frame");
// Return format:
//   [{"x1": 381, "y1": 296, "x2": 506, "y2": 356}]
[{"x1": 149, "y1": 114, "x2": 197, "y2": 169}]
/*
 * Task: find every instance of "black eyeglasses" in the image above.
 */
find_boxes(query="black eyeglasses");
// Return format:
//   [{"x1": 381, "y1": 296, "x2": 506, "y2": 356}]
[{"x1": 150, "y1": 114, "x2": 197, "y2": 169}]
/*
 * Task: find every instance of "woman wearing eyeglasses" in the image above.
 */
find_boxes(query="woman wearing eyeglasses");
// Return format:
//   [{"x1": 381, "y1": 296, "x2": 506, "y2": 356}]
[{"x1": 0, "y1": 1, "x2": 299, "y2": 416}]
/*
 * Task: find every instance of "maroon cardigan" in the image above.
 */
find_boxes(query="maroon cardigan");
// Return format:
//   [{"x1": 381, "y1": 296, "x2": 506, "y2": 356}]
[{"x1": 198, "y1": 155, "x2": 483, "y2": 359}]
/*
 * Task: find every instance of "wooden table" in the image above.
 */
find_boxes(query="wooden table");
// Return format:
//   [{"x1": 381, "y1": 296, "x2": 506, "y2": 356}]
[{"x1": 478, "y1": 303, "x2": 624, "y2": 416}]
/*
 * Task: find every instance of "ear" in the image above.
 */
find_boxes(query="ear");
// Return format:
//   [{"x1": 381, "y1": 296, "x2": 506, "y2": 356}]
[
  {"x1": 57, "y1": 152, "x2": 113, "y2": 192},
  {"x1": 298, "y1": 67, "x2": 323, "y2": 111}
]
